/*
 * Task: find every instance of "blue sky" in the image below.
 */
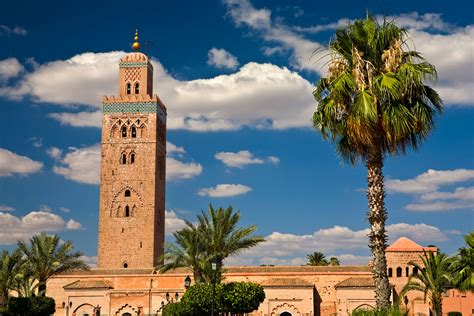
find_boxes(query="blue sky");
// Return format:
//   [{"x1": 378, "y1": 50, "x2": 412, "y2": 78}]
[{"x1": 0, "y1": 0, "x2": 473, "y2": 266}]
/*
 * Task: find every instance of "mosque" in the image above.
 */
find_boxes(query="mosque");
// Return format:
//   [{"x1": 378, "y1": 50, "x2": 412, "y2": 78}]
[{"x1": 46, "y1": 33, "x2": 473, "y2": 316}]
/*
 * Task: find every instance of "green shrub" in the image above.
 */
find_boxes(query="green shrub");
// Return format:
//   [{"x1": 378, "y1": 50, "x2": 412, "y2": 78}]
[
  {"x1": 162, "y1": 302, "x2": 189, "y2": 316},
  {"x1": 447, "y1": 312, "x2": 462, "y2": 316},
  {"x1": 352, "y1": 307, "x2": 407, "y2": 316},
  {"x1": 8, "y1": 296, "x2": 55, "y2": 316}
]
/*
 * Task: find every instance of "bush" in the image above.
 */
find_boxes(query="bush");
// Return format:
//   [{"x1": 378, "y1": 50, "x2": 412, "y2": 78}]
[
  {"x1": 8, "y1": 296, "x2": 55, "y2": 316},
  {"x1": 352, "y1": 307, "x2": 407, "y2": 316},
  {"x1": 162, "y1": 302, "x2": 189, "y2": 316},
  {"x1": 447, "y1": 312, "x2": 462, "y2": 316}
]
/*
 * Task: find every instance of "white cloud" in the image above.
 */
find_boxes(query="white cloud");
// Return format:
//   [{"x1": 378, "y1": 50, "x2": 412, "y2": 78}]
[
  {"x1": 46, "y1": 147, "x2": 63, "y2": 159},
  {"x1": 52, "y1": 144, "x2": 101, "y2": 185},
  {"x1": 0, "y1": 210, "x2": 83, "y2": 245},
  {"x1": 27, "y1": 137, "x2": 43, "y2": 148},
  {"x1": 79, "y1": 255, "x2": 98, "y2": 268},
  {"x1": 165, "y1": 210, "x2": 188, "y2": 235},
  {"x1": 166, "y1": 142, "x2": 186, "y2": 155},
  {"x1": 224, "y1": 222, "x2": 446, "y2": 266},
  {"x1": 0, "y1": 51, "x2": 315, "y2": 131},
  {"x1": 0, "y1": 148, "x2": 43, "y2": 177},
  {"x1": 405, "y1": 201, "x2": 474, "y2": 212},
  {"x1": 207, "y1": 48, "x2": 240, "y2": 70},
  {"x1": 0, "y1": 25, "x2": 27, "y2": 37},
  {"x1": 59, "y1": 207, "x2": 71, "y2": 213},
  {"x1": 38, "y1": 204, "x2": 53, "y2": 213},
  {"x1": 267, "y1": 156, "x2": 280, "y2": 165},
  {"x1": 0, "y1": 204, "x2": 14, "y2": 212},
  {"x1": 167, "y1": 157, "x2": 203, "y2": 181},
  {"x1": 386, "y1": 169, "x2": 474, "y2": 194},
  {"x1": 198, "y1": 184, "x2": 252, "y2": 197},
  {"x1": 421, "y1": 186, "x2": 474, "y2": 201},
  {"x1": 0, "y1": 58, "x2": 24, "y2": 81},
  {"x1": 215, "y1": 150, "x2": 280, "y2": 168},
  {"x1": 66, "y1": 219, "x2": 83, "y2": 230}
]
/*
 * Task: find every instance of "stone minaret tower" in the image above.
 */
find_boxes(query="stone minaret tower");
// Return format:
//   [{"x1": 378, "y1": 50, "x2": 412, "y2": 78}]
[{"x1": 97, "y1": 31, "x2": 166, "y2": 269}]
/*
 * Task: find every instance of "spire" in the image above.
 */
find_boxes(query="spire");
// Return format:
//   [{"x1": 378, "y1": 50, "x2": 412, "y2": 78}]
[{"x1": 132, "y1": 29, "x2": 140, "y2": 51}]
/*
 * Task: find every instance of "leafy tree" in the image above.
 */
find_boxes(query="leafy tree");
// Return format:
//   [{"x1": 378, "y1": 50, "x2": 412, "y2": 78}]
[
  {"x1": 329, "y1": 257, "x2": 341, "y2": 266},
  {"x1": 13, "y1": 263, "x2": 38, "y2": 298},
  {"x1": 158, "y1": 224, "x2": 210, "y2": 283},
  {"x1": 220, "y1": 282, "x2": 265, "y2": 314},
  {"x1": 306, "y1": 252, "x2": 328, "y2": 266},
  {"x1": 401, "y1": 252, "x2": 451, "y2": 316},
  {"x1": 312, "y1": 16, "x2": 442, "y2": 308},
  {"x1": 197, "y1": 205, "x2": 265, "y2": 281},
  {"x1": 17, "y1": 233, "x2": 88, "y2": 295},
  {"x1": 450, "y1": 232, "x2": 473, "y2": 292},
  {"x1": 0, "y1": 249, "x2": 23, "y2": 307}
]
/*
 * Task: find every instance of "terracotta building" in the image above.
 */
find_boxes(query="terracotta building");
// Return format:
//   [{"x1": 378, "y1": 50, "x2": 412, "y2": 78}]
[{"x1": 46, "y1": 38, "x2": 473, "y2": 316}]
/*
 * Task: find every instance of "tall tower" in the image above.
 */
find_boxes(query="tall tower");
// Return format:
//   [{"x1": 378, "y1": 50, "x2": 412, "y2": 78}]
[{"x1": 97, "y1": 31, "x2": 166, "y2": 269}]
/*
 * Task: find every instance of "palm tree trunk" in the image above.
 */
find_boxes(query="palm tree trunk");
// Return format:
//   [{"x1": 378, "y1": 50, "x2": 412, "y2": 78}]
[{"x1": 366, "y1": 151, "x2": 391, "y2": 308}]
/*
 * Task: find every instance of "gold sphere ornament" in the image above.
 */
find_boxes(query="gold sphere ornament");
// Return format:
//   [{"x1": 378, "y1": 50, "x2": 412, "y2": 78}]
[{"x1": 132, "y1": 29, "x2": 140, "y2": 51}]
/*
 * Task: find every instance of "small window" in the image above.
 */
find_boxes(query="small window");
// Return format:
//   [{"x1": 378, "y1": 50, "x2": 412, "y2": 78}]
[
  {"x1": 413, "y1": 267, "x2": 418, "y2": 275},
  {"x1": 388, "y1": 268, "x2": 392, "y2": 277},
  {"x1": 123, "y1": 262, "x2": 128, "y2": 268},
  {"x1": 126, "y1": 83, "x2": 131, "y2": 95},
  {"x1": 125, "y1": 205, "x2": 130, "y2": 217},
  {"x1": 134, "y1": 82, "x2": 140, "y2": 94},
  {"x1": 406, "y1": 267, "x2": 409, "y2": 277},
  {"x1": 121, "y1": 154, "x2": 127, "y2": 164},
  {"x1": 124, "y1": 190, "x2": 131, "y2": 197},
  {"x1": 396, "y1": 267, "x2": 402, "y2": 277},
  {"x1": 130, "y1": 153, "x2": 135, "y2": 164},
  {"x1": 140, "y1": 241, "x2": 142, "y2": 248},
  {"x1": 131, "y1": 126, "x2": 137, "y2": 138},
  {"x1": 121, "y1": 126, "x2": 127, "y2": 137}
]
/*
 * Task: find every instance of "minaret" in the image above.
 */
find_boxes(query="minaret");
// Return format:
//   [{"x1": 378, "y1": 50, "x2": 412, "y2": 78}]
[{"x1": 97, "y1": 31, "x2": 166, "y2": 269}]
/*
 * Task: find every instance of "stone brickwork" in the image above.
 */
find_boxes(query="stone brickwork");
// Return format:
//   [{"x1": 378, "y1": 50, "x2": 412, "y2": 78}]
[{"x1": 97, "y1": 52, "x2": 166, "y2": 270}]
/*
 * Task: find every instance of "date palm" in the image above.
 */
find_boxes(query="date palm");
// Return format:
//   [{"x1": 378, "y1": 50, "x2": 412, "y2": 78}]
[
  {"x1": 17, "y1": 233, "x2": 88, "y2": 295},
  {"x1": 450, "y1": 232, "x2": 474, "y2": 292},
  {"x1": 306, "y1": 252, "x2": 328, "y2": 266},
  {"x1": 313, "y1": 16, "x2": 442, "y2": 308},
  {"x1": 158, "y1": 223, "x2": 210, "y2": 283},
  {"x1": 329, "y1": 257, "x2": 340, "y2": 266},
  {"x1": 401, "y1": 252, "x2": 451, "y2": 316},
  {"x1": 197, "y1": 205, "x2": 265, "y2": 282},
  {"x1": 0, "y1": 249, "x2": 23, "y2": 307}
]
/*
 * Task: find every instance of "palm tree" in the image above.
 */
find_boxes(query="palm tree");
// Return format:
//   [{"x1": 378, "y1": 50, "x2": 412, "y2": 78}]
[
  {"x1": 0, "y1": 249, "x2": 23, "y2": 307},
  {"x1": 158, "y1": 223, "x2": 210, "y2": 283},
  {"x1": 17, "y1": 233, "x2": 88, "y2": 295},
  {"x1": 450, "y1": 232, "x2": 474, "y2": 292},
  {"x1": 329, "y1": 257, "x2": 340, "y2": 266},
  {"x1": 197, "y1": 205, "x2": 265, "y2": 282},
  {"x1": 312, "y1": 16, "x2": 442, "y2": 308},
  {"x1": 13, "y1": 263, "x2": 38, "y2": 297},
  {"x1": 401, "y1": 252, "x2": 451, "y2": 316},
  {"x1": 306, "y1": 252, "x2": 328, "y2": 266}
]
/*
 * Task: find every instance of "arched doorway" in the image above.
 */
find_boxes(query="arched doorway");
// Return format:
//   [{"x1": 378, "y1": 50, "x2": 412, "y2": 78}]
[{"x1": 281, "y1": 312, "x2": 292, "y2": 316}]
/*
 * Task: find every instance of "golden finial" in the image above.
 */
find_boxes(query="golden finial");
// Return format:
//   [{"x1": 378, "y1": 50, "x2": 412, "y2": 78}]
[{"x1": 132, "y1": 29, "x2": 140, "y2": 51}]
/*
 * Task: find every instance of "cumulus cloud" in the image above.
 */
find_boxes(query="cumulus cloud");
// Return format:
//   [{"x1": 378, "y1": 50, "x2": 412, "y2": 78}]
[
  {"x1": 224, "y1": 222, "x2": 447, "y2": 266},
  {"x1": 198, "y1": 184, "x2": 252, "y2": 197},
  {"x1": 387, "y1": 169, "x2": 474, "y2": 212},
  {"x1": 79, "y1": 255, "x2": 98, "y2": 268},
  {"x1": 0, "y1": 58, "x2": 24, "y2": 81},
  {"x1": 167, "y1": 157, "x2": 203, "y2": 181},
  {"x1": 166, "y1": 141, "x2": 186, "y2": 155},
  {"x1": 46, "y1": 147, "x2": 62, "y2": 159},
  {"x1": 0, "y1": 211, "x2": 83, "y2": 245},
  {"x1": 215, "y1": 150, "x2": 279, "y2": 168},
  {"x1": 386, "y1": 169, "x2": 474, "y2": 194},
  {"x1": 0, "y1": 51, "x2": 315, "y2": 131},
  {"x1": 207, "y1": 48, "x2": 240, "y2": 70},
  {"x1": 52, "y1": 144, "x2": 101, "y2": 185},
  {"x1": 0, "y1": 25, "x2": 27, "y2": 37},
  {"x1": 165, "y1": 210, "x2": 188, "y2": 235},
  {"x1": 0, "y1": 148, "x2": 43, "y2": 177},
  {"x1": 0, "y1": 204, "x2": 15, "y2": 212}
]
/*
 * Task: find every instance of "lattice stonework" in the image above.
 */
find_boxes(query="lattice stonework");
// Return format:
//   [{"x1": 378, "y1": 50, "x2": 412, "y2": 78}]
[{"x1": 124, "y1": 68, "x2": 141, "y2": 82}]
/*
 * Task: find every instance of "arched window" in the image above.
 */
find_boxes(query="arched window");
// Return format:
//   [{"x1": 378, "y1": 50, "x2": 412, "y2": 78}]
[
  {"x1": 126, "y1": 83, "x2": 131, "y2": 95},
  {"x1": 130, "y1": 153, "x2": 135, "y2": 164},
  {"x1": 406, "y1": 267, "x2": 409, "y2": 277},
  {"x1": 134, "y1": 82, "x2": 140, "y2": 94},
  {"x1": 124, "y1": 190, "x2": 131, "y2": 197},
  {"x1": 131, "y1": 126, "x2": 137, "y2": 138},
  {"x1": 121, "y1": 154, "x2": 127, "y2": 164},
  {"x1": 121, "y1": 126, "x2": 127, "y2": 138},
  {"x1": 388, "y1": 268, "x2": 392, "y2": 277},
  {"x1": 122, "y1": 262, "x2": 128, "y2": 269},
  {"x1": 413, "y1": 267, "x2": 418, "y2": 275},
  {"x1": 125, "y1": 205, "x2": 130, "y2": 217},
  {"x1": 396, "y1": 267, "x2": 402, "y2": 277}
]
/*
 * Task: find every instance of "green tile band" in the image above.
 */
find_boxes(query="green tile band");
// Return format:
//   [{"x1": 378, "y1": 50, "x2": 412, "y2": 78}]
[
  {"x1": 119, "y1": 62, "x2": 149, "y2": 68},
  {"x1": 103, "y1": 102, "x2": 166, "y2": 122}
]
